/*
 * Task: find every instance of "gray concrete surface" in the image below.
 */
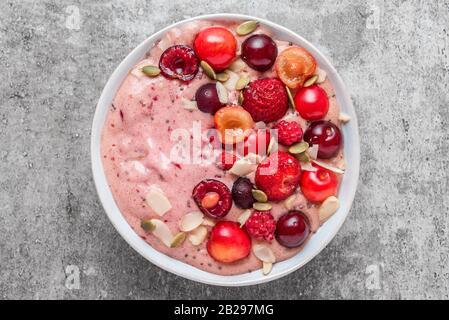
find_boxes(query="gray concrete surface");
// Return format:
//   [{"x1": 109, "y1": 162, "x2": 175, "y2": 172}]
[{"x1": 0, "y1": 0, "x2": 448, "y2": 300}]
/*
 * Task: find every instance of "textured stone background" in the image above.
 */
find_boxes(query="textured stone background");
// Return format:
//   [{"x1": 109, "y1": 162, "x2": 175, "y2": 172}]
[{"x1": 0, "y1": 0, "x2": 448, "y2": 300}]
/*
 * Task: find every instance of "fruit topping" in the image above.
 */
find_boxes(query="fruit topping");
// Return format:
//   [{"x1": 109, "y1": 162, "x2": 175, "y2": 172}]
[
  {"x1": 303, "y1": 121, "x2": 342, "y2": 159},
  {"x1": 236, "y1": 20, "x2": 259, "y2": 36},
  {"x1": 273, "y1": 120, "x2": 304, "y2": 146},
  {"x1": 319, "y1": 196, "x2": 340, "y2": 223},
  {"x1": 241, "y1": 129, "x2": 271, "y2": 157},
  {"x1": 300, "y1": 163, "x2": 338, "y2": 203},
  {"x1": 192, "y1": 179, "x2": 232, "y2": 219},
  {"x1": 188, "y1": 226, "x2": 208, "y2": 246},
  {"x1": 255, "y1": 152, "x2": 301, "y2": 201},
  {"x1": 275, "y1": 211, "x2": 310, "y2": 248},
  {"x1": 232, "y1": 177, "x2": 255, "y2": 209},
  {"x1": 207, "y1": 221, "x2": 251, "y2": 263},
  {"x1": 245, "y1": 211, "x2": 276, "y2": 241},
  {"x1": 159, "y1": 45, "x2": 199, "y2": 81},
  {"x1": 275, "y1": 47, "x2": 317, "y2": 89},
  {"x1": 294, "y1": 84, "x2": 329, "y2": 121},
  {"x1": 194, "y1": 27, "x2": 237, "y2": 71},
  {"x1": 145, "y1": 187, "x2": 172, "y2": 216},
  {"x1": 241, "y1": 34, "x2": 278, "y2": 72},
  {"x1": 214, "y1": 106, "x2": 254, "y2": 145},
  {"x1": 242, "y1": 78, "x2": 288, "y2": 122},
  {"x1": 195, "y1": 83, "x2": 224, "y2": 114},
  {"x1": 216, "y1": 151, "x2": 237, "y2": 171},
  {"x1": 179, "y1": 211, "x2": 204, "y2": 232}
]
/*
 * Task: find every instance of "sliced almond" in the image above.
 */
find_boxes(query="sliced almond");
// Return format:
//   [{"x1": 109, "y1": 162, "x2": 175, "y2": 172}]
[
  {"x1": 304, "y1": 75, "x2": 319, "y2": 87},
  {"x1": 286, "y1": 86, "x2": 296, "y2": 109},
  {"x1": 179, "y1": 211, "x2": 204, "y2": 232},
  {"x1": 312, "y1": 160, "x2": 345, "y2": 174},
  {"x1": 237, "y1": 209, "x2": 252, "y2": 227},
  {"x1": 182, "y1": 98, "x2": 198, "y2": 111},
  {"x1": 235, "y1": 76, "x2": 250, "y2": 91},
  {"x1": 236, "y1": 20, "x2": 259, "y2": 36},
  {"x1": 147, "y1": 219, "x2": 173, "y2": 247},
  {"x1": 229, "y1": 157, "x2": 256, "y2": 176},
  {"x1": 315, "y1": 67, "x2": 327, "y2": 84},
  {"x1": 202, "y1": 217, "x2": 216, "y2": 227},
  {"x1": 188, "y1": 226, "x2": 208, "y2": 246},
  {"x1": 229, "y1": 58, "x2": 247, "y2": 73},
  {"x1": 253, "y1": 202, "x2": 272, "y2": 211},
  {"x1": 170, "y1": 232, "x2": 187, "y2": 248},
  {"x1": 267, "y1": 137, "x2": 278, "y2": 156},
  {"x1": 307, "y1": 144, "x2": 319, "y2": 160},
  {"x1": 223, "y1": 70, "x2": 240, "y2": 91},
  {"x1": 301, "y1": 162, "x2": 318, "y2": 172},
  {"x1": 288, "y1": 141, "x2": 309, "y2": 155},
  {"x1": 339, "y1": 112, "x2": 351, "y2": 123},
  {"x1": 284, "y1": 194, "x2": 297, "y2": 210},
  {"x1": 145, "y1": 188, "x2": 172, "y2": 216},
  {"x1": 253, "y1": 244, "x2": 276, "y2": 263},
  {"x1": 319, "y1": 196, "x2": 340, "y2": 223},
  {"x1": 262, "y1": 262, "x2": 273, "y2": 275},
  {"x1": 216, "y1": 82, "x2": 229, "y2": 104}
]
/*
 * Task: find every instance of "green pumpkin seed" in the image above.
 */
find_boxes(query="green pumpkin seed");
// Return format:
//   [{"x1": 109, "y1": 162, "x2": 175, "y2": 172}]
[
  {"x1": 236, "y1": 20, "x2": 259, "y2": 36},
  {"x1": 253, "y1": 202, "x2": 272, "y2": 211},
  {"x1": 304, "y1": 75, "x2": 319, "y2": 87},
  {"x1": 216, "y1": 72, "x2": 230, "y2": 82},
  {"x1": 238, "y1": 91, "x2": 244, "y2": 105},
  {"x1": 296, "y1": 151, "x2": 311, "y2": 163},
  {"x1": 288, "y1": 142, "x2": 309, "y2": 155},
  {"x1": 286, "y1": 86, "x2": 296, "y2": 109},
  {"x1": 170, "y1": 232, "x2": 186, "y2": 248},
  {"x1": 252, "y1": 189, "x2": 268, "y2": 203},
  {"x1": 141, "y1": 65, "x2": 161, "y2": 77},
  {"x1": 235, "y1": 76, "x2": 250, "y2": 90},
  {"x1": 200, "y1": 60, "x2": 216, "y2": 80},
  {"x1": 141, "y1": 219, "x2": 156, "y2": 232}
]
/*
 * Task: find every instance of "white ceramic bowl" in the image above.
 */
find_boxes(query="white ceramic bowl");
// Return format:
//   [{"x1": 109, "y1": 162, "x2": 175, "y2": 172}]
[{"x1": 91, "y1": 13, "x2": 360, "y2": 286}]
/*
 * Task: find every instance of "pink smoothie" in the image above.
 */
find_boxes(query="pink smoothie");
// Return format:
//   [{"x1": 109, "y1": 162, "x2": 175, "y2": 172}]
[{"x1": 101, "y1": 20, "x2": 345, "y2": 276}]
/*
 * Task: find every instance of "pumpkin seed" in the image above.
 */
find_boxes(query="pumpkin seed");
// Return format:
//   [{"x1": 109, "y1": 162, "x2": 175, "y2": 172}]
[
  {"x1": 253, "y1": 202, "x2": 272, "y2": 211},
  {"x1": 286, "y1": 86, "x2": 296, "y2": 109},
  {"x1": 235, "y1": 76, "x2": 250, "y2": 90},
  {"x1": 238, "y1": 91, "x2": 244, "y2": 105},
  {"x1": 304, "y1": 75, "x2": 319, "y2": 87},
  {"x1": 296, "y1": 152, "x2": 311, "y2": 163},
  {"x1": 170, "y1": 232, "x2": 186, "y2": 248},
  {"x1": 141, "y1": 65, "x2": 161, "y2": 77},
  {"x1": 252, "y1": 189, "x2": 268, "y2": 203},
  {"x1": 141, "y1": 219, "x2": 156, "y2": 232},
  {"x1": 216, "y1": 72, "x2": 230, "y2": 82},
  {"x1": 200, "y1": 60, "x2": 216, "y2": 80},
  {"x1": 288, "y1": 141, "x2": 309, "y2": 155},
  {"x1": 236, "y1": 20, "x2": 259, "y2": 36}
]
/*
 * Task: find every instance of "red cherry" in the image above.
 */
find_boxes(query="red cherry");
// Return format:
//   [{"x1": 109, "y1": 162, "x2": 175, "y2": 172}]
[
  {"x1": 276, "y1": 211, "x2": 310, "y2": 248},
  {"x1": 194, "y1": 27, "x2": 237, "y2": 71},
  {"x1": 241, "y1": 129, "x2": 271, "y2": 157},
  {"x1": 300, "y1": 164, "x2": 338, "y2": 203},
  {"x1": 294, "y1": 85, "x2": 329, "y2": 121},
  {"x1": 207, "y1": 221, "x2": 251, "y2": 263},
  {"x1": 303, "y1": 121, "x2": 342, "y2": 159}
]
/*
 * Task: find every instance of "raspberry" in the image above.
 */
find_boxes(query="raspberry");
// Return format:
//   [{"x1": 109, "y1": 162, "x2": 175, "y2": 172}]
[
  {"x1": 255, "y1": 152, "x2": 301, "y2": 201},
  {"x1": 192, "y1": 179, "x2": 232, "y2": 218},
  {"x1": 274, "y1": 120, "x2": 304, "y2": 146},
  {"x1": 159, "y1": 45, "x2": 199, "y2": 81},
  {"x1": 245, "y1": 211, "x2": 276, "y2": 241},
  {"x1": 242, "y1": 78, "x2": 288, "y2": 123}
]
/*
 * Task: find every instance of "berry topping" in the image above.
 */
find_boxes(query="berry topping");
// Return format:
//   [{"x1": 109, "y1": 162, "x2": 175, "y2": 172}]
[
  {"x1": 276, "y1": 211, "x2": 310, "y2": 248},
  {"x1": 207, "y1": 221, "x2": 251, "y2": 263},
  {"x1": 194, "y1": 27, "x2": 237, "y2": 71},
  {"x1": 232, "y1": 177, "x2": 255, "y2": 209},
  {"x1": 294, "y1": 84, "x2": 329, "y2": 120},
  {"x1": 159, "y1": 45, "x2": 199, "y2": 81},
  {"x1": 214, "y1": 106, "x2": 254, "y2": 145},
  {"x1": 300, "y1": 163, "x2": 338, "y2": 203},
  {"x1": 242, "y1": 78, "x2": 288, "y2": 123},
  {"x1": 241, "y1": 34, "x2": 278, "y2": 72},
  {"x1": 217, "y1": 151, "x2": 237, "y2": 171},
  {"x1": 273, "y1": 120, "x2": 304, "y2": 147},
  {"x1": 241, "y1": 129, "x2": 271, "y2": 157},
  {"x1": 192, "y1": 179, "x2": 232, "y2": 219},
  {"x1": 195, "y1": 83, "x2": 223, "y2": 114},
  {"x1": 245, "y1": 211, "x2": 276, "y2": 241},
  {"x1": 255, "y1": 152, "x2": 301, "y2": 201},
  {"x1": 303, "y1": 121, "x2": 342, "y2": 159},
  {"x1": 275, "y1": 47, "x2": 317, "y2": 89}
]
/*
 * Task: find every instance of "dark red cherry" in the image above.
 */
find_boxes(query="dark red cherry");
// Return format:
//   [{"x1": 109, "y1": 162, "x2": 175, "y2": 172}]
[
  {"x1": 275, "y1": 211, "x2": 310, "y2": 248},
  {"x1": 241, "y1": 34, "x2": 278, "y2": 72},
  {"x1": 195, "y1": 83, "x2": 223, "y2": 114},
  {"x1": 303, "y1": 121, "x2": 342, "y2": 159}
]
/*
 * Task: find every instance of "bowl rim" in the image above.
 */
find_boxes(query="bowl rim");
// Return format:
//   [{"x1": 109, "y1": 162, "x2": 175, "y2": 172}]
[{"x1": 91, "y1": 13, "x2": 360, "y2": 287}]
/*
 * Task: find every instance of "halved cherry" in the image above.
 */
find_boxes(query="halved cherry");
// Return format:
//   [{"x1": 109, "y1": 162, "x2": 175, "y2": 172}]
[
  {"x1": 275, "y1": 47, "x2": 317, "y2": 89},
  {"x1": 159, "y1": 45, "x2": 199, "y2": 81},
  {"x1": 214, "y1": 106, "x2": 254, "y2": 145}
]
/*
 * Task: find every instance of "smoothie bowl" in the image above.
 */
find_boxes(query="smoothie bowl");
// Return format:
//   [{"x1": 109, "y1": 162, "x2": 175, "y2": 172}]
[{"x1": 91, "y1": 14, "x2": 360, "y2": 286}]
